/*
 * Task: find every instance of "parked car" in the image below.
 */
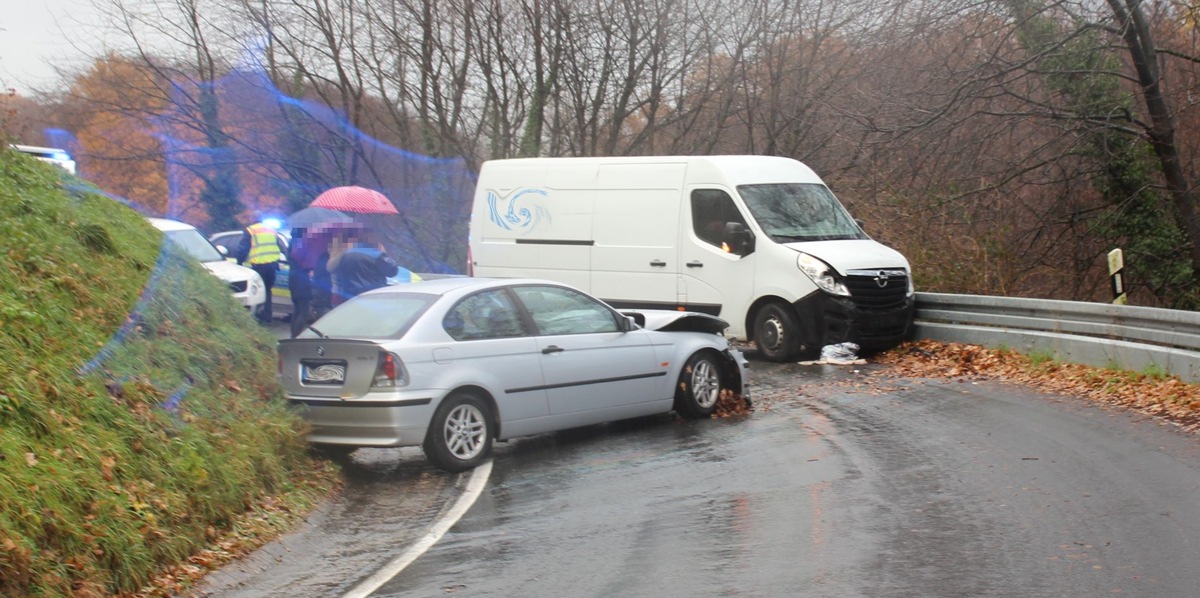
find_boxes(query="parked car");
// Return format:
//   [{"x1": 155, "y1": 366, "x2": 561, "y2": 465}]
[
  {"x1": 148, "y1": 218, "x2": 267, "y2": 312},
  {"x1": 209, "y1": 229, "x2": 292, "y2": 318},
  {"x1": 277, "y1": 277, "x2": 750, "y2": 472},
  {"x1": 11, "y1": 143, "x2": 76, "y2": 174}
]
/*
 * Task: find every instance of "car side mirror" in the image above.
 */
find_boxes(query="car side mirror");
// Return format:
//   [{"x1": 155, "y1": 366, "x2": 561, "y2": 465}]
[
  {"x1": 619, "y1": 313, "x2": 643, "y2": 331},
  {"x1": 217, "y1": 245, "x2": 229, "y2": 256},
  {"x1": 723, "y1": 222, "x2": 755, "y2": 256}
]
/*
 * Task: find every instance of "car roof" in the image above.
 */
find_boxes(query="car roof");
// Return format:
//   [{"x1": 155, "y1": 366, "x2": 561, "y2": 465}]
[
  {"x1": 147, "y1": 217, "x2": 197, "y2": 233},
  {"x1": 368, "y1": 276, "x2": 576, "y2": 298},
  {"x1": 210, "y1": 229, "x2": 290, "y2": 241}
]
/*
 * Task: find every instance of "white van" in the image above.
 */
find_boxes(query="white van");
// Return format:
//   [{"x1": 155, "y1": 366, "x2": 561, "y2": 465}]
[
  {"x1": 468, "y1": 155, "x2": 914, "y2": 361},
  {"x1": 148, "y1": 218, "x2": 267, "y2": 312}
]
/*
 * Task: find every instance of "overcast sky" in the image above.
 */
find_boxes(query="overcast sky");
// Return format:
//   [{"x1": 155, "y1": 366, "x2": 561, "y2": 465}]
[{"x1": 0, "y1": 0, "x2": 111, "y2": 94}]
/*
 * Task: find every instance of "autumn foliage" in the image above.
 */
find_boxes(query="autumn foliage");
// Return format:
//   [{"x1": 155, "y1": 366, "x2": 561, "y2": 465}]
[{"x1": 876, "y1": 340, "x2": 1200, "y2": 433}]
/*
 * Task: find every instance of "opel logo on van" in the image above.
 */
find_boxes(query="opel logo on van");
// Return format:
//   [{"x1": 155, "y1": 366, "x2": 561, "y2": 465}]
[
  {"x1": 316, "y1": 346, "x2": 326, "y2": 357},
  {"x1": 874, "y1": 271, "x2": 890, "y2": 288}
]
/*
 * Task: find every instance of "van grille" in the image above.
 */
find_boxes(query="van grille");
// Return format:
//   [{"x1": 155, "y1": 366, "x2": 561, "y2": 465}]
[{"x1": 844, "y1": 269, "x2": 909, "y2": 310}]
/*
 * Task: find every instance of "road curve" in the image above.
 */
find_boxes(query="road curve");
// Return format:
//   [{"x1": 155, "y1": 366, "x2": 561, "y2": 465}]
[{"x1": 194, "y1": 360, "x2": 1200, "y2": 597}]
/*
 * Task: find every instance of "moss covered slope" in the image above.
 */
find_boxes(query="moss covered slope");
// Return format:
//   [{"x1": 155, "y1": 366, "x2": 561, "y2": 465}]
[{"x1": 0, "y1": 149, "x2": 334, "y2": 597}]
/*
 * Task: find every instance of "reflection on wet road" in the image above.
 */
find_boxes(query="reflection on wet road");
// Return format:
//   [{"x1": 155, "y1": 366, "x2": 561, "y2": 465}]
[{"x1": 196, "y1": 356, "x2": 1200, "y2": 597}]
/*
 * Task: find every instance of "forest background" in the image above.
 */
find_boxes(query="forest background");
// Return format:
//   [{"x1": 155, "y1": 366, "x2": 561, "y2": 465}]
[{"x1": 5, "y1": 0, "x2": 1200, "y2": 308}]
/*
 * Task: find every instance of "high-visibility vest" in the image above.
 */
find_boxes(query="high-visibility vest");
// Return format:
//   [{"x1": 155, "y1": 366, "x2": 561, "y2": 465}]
[{"x1": 245, "y1": 223, "x2": 283, "y2": 265}]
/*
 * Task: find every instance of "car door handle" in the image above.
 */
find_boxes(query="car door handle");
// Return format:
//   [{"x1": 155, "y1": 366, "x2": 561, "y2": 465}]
[
  {"x1": 687, "y1": 260, "x2": 704, "y2": 268},
  {"x1": 542, "y1": 345, "x2": 564, "y2": 354},
  {"x1": 649, "y1": 259, "x2": 667, "y2": 267}
]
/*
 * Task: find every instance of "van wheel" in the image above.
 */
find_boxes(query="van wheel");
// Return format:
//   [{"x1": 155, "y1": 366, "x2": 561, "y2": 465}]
[
  {"x1": 424, "y1": 392, "x2": 494, "y2": 473},
  {"x1": 674, "y1": 350, "x2": 724, "y2": 419},
  {"x1": 753, "y1": 303, "x2": 799, "y2": 362}
]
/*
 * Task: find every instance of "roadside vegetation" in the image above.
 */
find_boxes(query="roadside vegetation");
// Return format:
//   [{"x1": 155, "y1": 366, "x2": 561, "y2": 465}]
[
  {"x1": 0, "y1": 149, "x2": 338, "y2": 597},
  {"x1": 11, "y1": 0, "x2": 1200, "y2": 309}
]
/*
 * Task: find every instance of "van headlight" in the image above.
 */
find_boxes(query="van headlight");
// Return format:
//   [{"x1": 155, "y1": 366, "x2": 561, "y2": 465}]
[{"x1": 797, "y1": 253, "x2": 849, "y2": 296}]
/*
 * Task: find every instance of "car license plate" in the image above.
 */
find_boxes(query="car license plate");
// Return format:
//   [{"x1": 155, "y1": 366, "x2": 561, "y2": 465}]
[{"x1": 301, "y1": 360, "x2": 346, "y2": 385}]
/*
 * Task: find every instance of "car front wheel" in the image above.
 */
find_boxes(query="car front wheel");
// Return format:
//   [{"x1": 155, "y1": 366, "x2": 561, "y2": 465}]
[
  {"x1": 674, "y1": 350, "x2": 724, "y2": 419},
  {"x1": 424, "y1": 392, "x2": 494, "y2": 473}
]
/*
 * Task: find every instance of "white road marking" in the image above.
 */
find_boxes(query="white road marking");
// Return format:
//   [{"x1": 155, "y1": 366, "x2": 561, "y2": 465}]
[{"x1": 340, "y1": 459, "x2": 493, "y2": 598}]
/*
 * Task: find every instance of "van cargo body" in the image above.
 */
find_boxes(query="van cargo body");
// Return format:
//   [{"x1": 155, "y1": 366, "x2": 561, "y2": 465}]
[{"x1": 469, "y1": 155, "x2": 914, "y2": 361}]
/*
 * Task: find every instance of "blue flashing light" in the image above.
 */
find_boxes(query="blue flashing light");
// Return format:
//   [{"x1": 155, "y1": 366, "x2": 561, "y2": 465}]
[{"x1": 262, "y1": 216, "x2": 284, "y2": 230}]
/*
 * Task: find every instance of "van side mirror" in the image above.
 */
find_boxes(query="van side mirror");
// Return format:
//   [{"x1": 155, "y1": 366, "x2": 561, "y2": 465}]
[{"x1": 723, "y1": 222, "x2": 755, "y2": 256}]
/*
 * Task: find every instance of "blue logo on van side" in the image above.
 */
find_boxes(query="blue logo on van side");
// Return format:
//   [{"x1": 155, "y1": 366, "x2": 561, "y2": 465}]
[{"x1": 487, "y1": 188, "x2": 551, "y2": 233}]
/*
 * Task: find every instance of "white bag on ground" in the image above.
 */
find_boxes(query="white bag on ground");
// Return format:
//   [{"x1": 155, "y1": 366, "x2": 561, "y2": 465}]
[{"x1": 818, "y1": 342, "x2": 861, "y2": 364}]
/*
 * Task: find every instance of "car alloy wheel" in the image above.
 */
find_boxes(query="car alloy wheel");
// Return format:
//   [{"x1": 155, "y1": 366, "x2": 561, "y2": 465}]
[
  {"x1": 424, "y1": 392, "x2": 494, "y2": 472},
  {"x1": 444, "y1": 402, "x2": 487, "y2": 460},
  {"x1": 674, "y1": 351, "x2": 724, "y2": 419}
]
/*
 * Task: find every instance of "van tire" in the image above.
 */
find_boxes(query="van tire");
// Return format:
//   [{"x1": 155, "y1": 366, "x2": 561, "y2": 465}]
[
  {"x1": 674, "y1": 350, "x2": 724, "y2": 419},
  {"x1": 753, "y1": 303, "x2": 799, "y2": 362},
  {"x1": 424, "y1": 392, "x2": 494, "y2": 473}
]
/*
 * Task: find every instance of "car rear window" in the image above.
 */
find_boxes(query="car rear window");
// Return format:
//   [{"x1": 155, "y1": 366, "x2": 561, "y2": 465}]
[{"x1": 304, "y1": 293, "x2": 435, "y2": 339}]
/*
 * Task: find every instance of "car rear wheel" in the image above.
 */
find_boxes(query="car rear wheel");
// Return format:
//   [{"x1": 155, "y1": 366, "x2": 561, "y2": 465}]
[
  {"x1": 424, "y1": 392, "x2": 494, "y2": 472},
  {"x1": 674, "y1": 350, "x2": 724, "y2": 419},
  {"x1": 753, "y1": 303, "x2": 799, "y2": 362}
]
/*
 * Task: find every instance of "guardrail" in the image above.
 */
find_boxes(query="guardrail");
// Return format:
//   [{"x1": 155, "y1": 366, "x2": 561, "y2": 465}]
[{"x1": 911, "y1": 292, "x2": 1200, "y2": 383}]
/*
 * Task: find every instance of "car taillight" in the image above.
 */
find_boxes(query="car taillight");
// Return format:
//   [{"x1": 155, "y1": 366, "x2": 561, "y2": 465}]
[{"x1": 372, "y1": 352, "x2": 408, "y2": 388}]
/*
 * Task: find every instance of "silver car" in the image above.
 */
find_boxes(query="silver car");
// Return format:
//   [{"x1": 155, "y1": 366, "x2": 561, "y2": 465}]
[{"x1": 277, "y1": 277, "x2": 750, "y2": 472}]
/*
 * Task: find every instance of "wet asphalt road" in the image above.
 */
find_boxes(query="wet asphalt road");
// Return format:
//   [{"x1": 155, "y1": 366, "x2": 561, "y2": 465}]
[{"x1": 195, "y1": 347, "x2": 1200, "y2": 597}]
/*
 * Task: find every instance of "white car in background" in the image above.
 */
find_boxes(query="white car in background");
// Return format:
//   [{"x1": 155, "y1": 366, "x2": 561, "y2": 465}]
[
  {"x1": 209, "y1": 229, "x2": 292, "y2": 317},
  {"x1": 148, "y1": 218, "x2": 267, "y2": 311}
]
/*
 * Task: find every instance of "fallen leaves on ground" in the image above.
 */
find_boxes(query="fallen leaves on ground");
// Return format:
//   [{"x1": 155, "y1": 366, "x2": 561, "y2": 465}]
[
  {"x1": 714, "y1": 389, "x2": 752, "y2": 417},
  {"x1": 131, "y1": 463, "x2": 343, "y2": 597},
  {"x1": 874, "y1": 340, "x2": 1200, "y2": 432}
]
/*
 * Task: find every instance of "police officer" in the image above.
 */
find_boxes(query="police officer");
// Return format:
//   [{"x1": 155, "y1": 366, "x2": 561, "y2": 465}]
[{"x1": 234, "y1": 213, "x2": 285, "y2": 324}]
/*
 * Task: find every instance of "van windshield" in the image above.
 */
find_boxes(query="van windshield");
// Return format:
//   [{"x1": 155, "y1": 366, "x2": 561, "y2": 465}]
[{"x1": 738, "y1": 183, "x2": 867, "y2": 243}]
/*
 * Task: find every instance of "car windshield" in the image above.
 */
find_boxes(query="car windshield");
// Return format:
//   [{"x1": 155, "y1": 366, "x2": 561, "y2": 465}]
[
  {"x1": 164, "y1": 229, "x2": 225, "y2": 263},
  {"x1": 738, "y1": 183, "x2": 867, "y2": 243},
  {"x1": 303, "y1": 293, "x2": 436, "y2": 339}
]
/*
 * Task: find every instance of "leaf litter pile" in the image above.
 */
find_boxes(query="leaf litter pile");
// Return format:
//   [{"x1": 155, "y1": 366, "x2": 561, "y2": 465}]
[
  {"x1": 714, "y1": 388, "x2": 753, "y2": 417},
  {"x1": 874, "y1": 340, "x2": 1200, "y2": 432}
]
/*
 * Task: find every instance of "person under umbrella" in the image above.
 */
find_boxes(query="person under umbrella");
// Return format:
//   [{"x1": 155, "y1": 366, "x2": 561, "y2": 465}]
[
  {"x1": 286, "y1": 227, "x2": 316, "y2": 338},
  {"x1": 299, "y1": 222, "x2": 362, "y2": 319},
  {"x1": 327, "y1": 229, "x2": 400, "y2": 305}
]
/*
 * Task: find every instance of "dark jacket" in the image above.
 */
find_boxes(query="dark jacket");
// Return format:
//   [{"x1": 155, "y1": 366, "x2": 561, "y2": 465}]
[
  {"x1": 333, "y1": 246, "x2": 399, "y2": 301},
  {"x1": 286, "y1": 241, "x2": 313, "y2": 302}
]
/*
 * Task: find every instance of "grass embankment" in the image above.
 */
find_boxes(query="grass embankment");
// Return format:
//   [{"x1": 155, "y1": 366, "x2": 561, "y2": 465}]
[{"x1": 0, "y1": 149, "x2": 338, "y2": 597}]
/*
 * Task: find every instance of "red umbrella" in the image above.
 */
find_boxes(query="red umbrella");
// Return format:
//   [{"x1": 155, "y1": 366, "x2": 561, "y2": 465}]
[{"x1": 310, "y1": 186, "x2": 399, "y2": 214}]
